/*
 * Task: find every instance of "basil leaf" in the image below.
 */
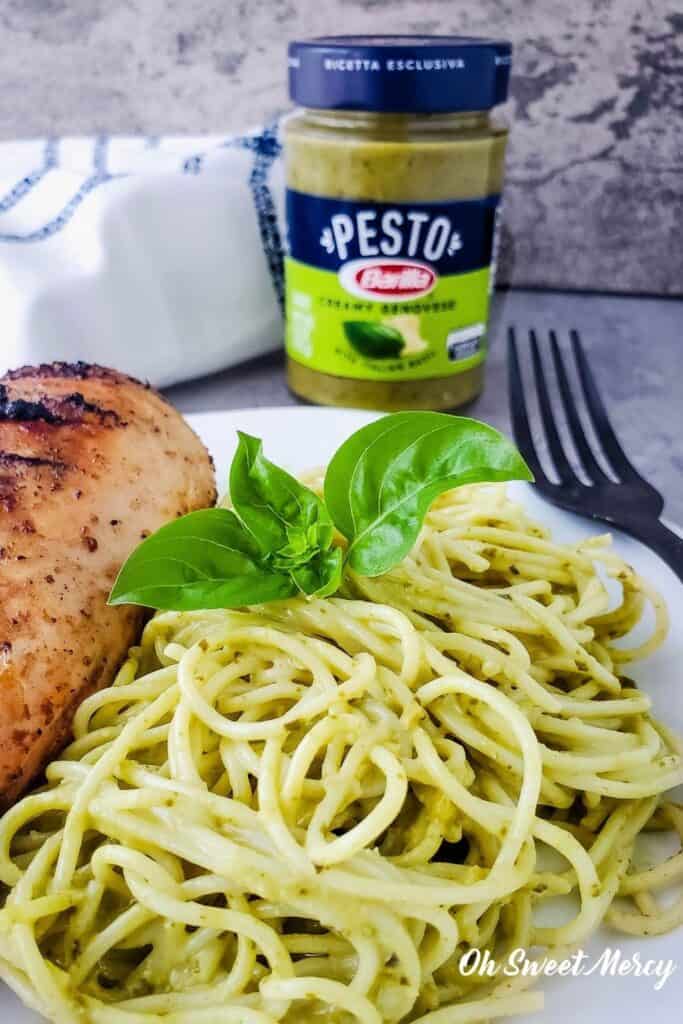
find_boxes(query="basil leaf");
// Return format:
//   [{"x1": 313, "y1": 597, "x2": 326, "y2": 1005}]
[
  {"x1": 290, "y1": 546, "x2": 343, "y2": 599},
  {"x1": 324, "y1": 411, "x2": 533, "y2": 577},
  {"x1": 109, "y1": 508, "x2": 296, "y2": 610},
  {"x1": 230, "y1": 432, "x2": 334, "y2": 565}
]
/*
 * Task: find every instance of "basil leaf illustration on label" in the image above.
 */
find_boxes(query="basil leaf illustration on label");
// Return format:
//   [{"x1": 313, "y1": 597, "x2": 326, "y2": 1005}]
[
  {"x1": 230, "y1": 431, "x2": 334, "y2": 567},
  {"x1": 109, "y1": 508, "x2": 296, "y2": 610},
  {"x1": 343, "y1": 321, "x2": 404, "y2": 359},
  {"x1": 324, "y1": 411, "x2": 533, "y2": 577}
]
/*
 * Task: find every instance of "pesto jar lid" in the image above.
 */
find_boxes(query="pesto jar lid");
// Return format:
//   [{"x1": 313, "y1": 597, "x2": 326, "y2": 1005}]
[{"x1": 288, "y1": 35, "x2": 512, "y2": 114}]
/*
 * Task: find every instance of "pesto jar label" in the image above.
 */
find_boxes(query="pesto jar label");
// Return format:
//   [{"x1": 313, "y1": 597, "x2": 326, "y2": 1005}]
[{"x1": 285, "y1": 189, "x2": 500, "y2": 382}]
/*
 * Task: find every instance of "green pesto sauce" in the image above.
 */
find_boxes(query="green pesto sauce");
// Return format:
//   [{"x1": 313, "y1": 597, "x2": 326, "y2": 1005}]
[{"x1": 285, "y1": 110, "x2": 507, "y2": 202}]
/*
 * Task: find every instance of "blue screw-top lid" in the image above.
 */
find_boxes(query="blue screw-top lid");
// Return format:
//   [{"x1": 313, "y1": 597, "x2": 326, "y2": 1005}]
[{"x1": 288, "y1": 35, "x2": 512, "y2": 114}]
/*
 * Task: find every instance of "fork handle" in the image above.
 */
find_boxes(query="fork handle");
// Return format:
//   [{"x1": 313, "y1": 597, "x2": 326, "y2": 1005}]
[{"x1": 619, "y1": 518, "x2": 683, "y2": 583}]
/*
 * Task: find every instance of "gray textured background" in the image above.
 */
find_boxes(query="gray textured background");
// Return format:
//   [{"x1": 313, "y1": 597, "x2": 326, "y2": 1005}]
[{"x1": 0, "y1": 0, "x2": 681, "y2": 295}]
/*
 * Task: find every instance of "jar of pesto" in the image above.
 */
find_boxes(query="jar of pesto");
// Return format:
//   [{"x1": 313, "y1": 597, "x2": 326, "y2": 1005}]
[{"x1": 284, "y1": 35, "x2": 511, "y2": 411}]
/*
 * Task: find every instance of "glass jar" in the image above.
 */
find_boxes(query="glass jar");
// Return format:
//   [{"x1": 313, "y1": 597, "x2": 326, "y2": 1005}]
[{"x1": 284, "y1": 36, "x2": 512, "y2": 411}]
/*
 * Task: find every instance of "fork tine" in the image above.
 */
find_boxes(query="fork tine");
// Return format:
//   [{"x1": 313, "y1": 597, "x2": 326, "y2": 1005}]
[
  {"x1": 549, "y1": 331, "x2": 610, "y2": 484},
  {"x1": 529, "y1": 330, "x2": 578, "y2": 485},
  {"x1": 507, "y1": 327, "x2": 548, "y2": 486},
  {"x1": 570, "y1": 330, "x2": 643, "y2": 483}
]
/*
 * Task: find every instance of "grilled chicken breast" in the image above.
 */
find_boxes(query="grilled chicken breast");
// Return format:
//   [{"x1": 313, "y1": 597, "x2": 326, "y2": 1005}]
[{"x1": 0, "y1": 363, "x2": 216, "y2": 805}]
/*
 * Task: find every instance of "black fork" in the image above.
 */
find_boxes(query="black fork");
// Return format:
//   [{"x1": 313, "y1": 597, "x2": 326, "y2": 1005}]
[{"x1": 508, "y1": 327, "x2": 683, "y2": 582}]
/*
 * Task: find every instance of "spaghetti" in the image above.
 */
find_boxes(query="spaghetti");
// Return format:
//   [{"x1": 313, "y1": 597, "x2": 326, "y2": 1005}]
[{"x1": 0, "y1": 483, "x2": 680, "y2": 1023}]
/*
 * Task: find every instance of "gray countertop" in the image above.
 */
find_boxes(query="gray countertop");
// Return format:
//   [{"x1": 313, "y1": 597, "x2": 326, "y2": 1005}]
[{"x1": 165, "y1": 289, "x2": 683, "y2": 524}]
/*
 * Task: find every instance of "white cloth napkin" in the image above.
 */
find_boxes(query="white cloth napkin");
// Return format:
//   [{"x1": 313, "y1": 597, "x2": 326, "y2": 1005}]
[{"x1": 0, "y1": 129, "x2": 286, "y2": 387}]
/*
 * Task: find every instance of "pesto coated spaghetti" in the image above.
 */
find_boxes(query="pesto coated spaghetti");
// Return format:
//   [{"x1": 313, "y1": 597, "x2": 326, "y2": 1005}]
[{"x1": 0, "y1": 483, "x2": 681, "y2": 1023}]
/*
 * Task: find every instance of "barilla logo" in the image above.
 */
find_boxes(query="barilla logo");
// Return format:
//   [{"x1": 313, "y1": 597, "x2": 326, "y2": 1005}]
[{"x1": 340, "y1": 258, "x2": 437, "y2": 300}]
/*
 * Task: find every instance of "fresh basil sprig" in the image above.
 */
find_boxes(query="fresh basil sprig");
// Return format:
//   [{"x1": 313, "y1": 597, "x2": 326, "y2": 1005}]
[
  {"x1": 109, "y1": 432, "x2": 341, "y2": 610},
  {"x1": 229, "y1": 431, "x2": 341, "y2": 597},
  {"x1": 108, "y1": 508, "x2": 296, "y2": 610},
  {"x1": 231, "y1": 433, "x2": 331, "y2": 568},
  {"x1": 324, "y1": 412, "x2": 533, "y2": 576},
  {"x1": 109, "y1": 413, "x2": 531, "y2": 611}
]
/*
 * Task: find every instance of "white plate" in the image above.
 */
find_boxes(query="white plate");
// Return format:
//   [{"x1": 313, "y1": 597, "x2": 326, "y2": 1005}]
[{"x1": 3, "y1": 406, "x2": 682, "y2": 1022}]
